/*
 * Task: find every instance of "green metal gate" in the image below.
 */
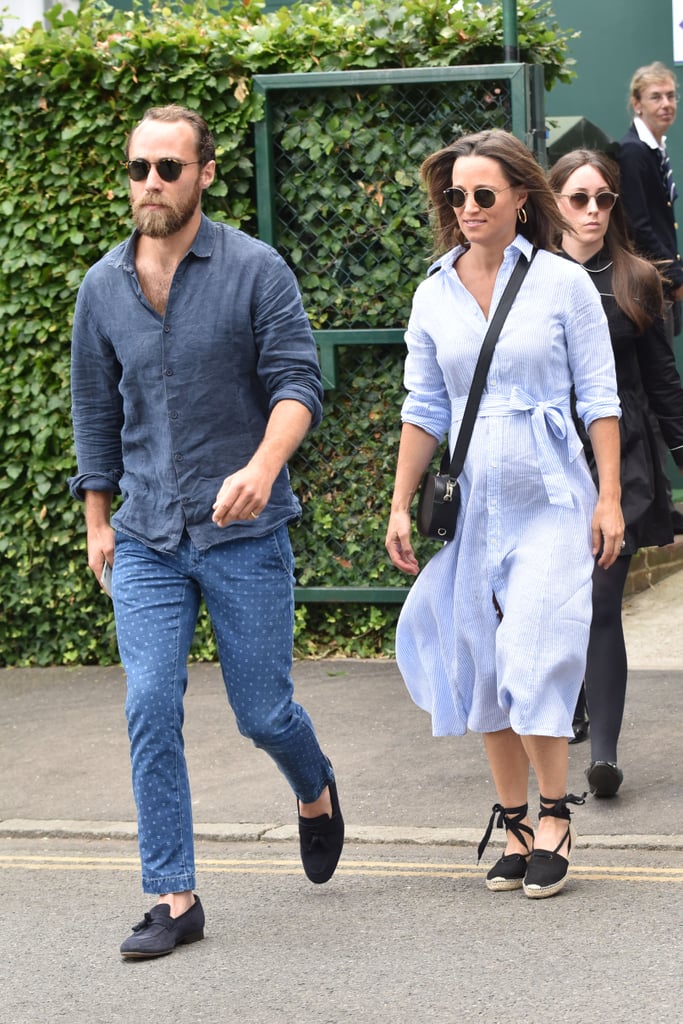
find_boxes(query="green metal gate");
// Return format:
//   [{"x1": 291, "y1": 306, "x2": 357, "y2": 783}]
[{"x1": 252, "y1": 63, "x2": 546, "y2": 603}]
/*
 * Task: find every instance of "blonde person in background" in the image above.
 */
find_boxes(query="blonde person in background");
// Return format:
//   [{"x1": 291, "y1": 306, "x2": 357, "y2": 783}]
[
  {"x1": 618, "y1": 62, "x2": 683, "y2": 541},
  {"x1": 618, "y1": 61, "x2": 683, "y2": 347}
]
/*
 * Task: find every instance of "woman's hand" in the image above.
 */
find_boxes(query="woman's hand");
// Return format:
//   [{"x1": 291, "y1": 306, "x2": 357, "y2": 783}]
[
  {"x1": 385, "y1": 424, "x2": 439, "y2": 576},
  {"x1": 591, "y1": 495, "x2": 625, "y2": 569},
  {"x1": 586, "y1": 415, "x2": 623, "y2": 568},
  {"x1": 386, "y1": 509, "x2": 420, "y2": 575}
]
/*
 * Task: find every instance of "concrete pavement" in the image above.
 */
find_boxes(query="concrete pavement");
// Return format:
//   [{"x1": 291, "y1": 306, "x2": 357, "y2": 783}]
[{"x1": 2, "y1": 567, "x2": 683, "y2": 852}]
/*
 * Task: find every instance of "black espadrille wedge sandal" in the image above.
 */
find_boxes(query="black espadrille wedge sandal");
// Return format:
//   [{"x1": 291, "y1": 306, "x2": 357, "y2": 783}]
[
  {"x1": 478, "y1": 802, "x2": 535, "y2": 892},
  {"x1": 523, "y1": 793, "x2": 586, "y2": 899}
]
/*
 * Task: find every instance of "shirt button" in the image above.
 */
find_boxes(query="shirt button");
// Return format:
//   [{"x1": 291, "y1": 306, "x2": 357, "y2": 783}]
[
  {"x1": 164, "y1": 325, "x2": 171, "y2": 333},
  {"x1": 170, "y1": 411, "x2": 179, "y2": 420},
  {"x1": 165, "y1": 368, "x2": 173, "y2": 376},
  {"x1": 174, "y1": 453, "x2": 183, "y2": 462}
]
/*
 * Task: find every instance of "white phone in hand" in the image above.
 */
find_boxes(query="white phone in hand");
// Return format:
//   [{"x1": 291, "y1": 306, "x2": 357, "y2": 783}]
[{"x1": 100, "y1": 561, "x2": 113, "y2": 598}]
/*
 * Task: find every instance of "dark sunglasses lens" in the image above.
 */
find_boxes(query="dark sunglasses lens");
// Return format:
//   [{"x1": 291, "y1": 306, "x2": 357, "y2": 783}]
[
  {"x1": 596, "y1": 193, "x2": 616, "y2": 211},
  {"x1": 127, "y1": 159, "x2": 150, "y2": 181},
  {"x1": 473, "y1": 188, "x2": 496, "y2": 208},
  {"x1": 125, "y1": 159, "x2": 184, "y2": 182},
  {"x1": 444, "y1": 187, "x2": 498, "y2": 209},
  {"x1": 444, "y1": 188, "x2": 465, "y2": 208},
  {"x1": 568, "y1": 192, "x2": 616, "y2": 211},
  {"x1": 157, "y1": 159, "x2": 183, "y2": 182}
]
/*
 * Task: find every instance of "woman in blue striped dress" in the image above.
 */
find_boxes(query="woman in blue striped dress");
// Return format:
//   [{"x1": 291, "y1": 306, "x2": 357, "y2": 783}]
[{"x1": 385, "y1": 130, "x2": 624, "y2": 899}]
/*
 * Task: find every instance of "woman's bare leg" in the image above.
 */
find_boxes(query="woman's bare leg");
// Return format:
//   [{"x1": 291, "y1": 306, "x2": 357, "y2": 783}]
[{"x1": 482, "y1": 728, "x2": 533, "y2": 856}]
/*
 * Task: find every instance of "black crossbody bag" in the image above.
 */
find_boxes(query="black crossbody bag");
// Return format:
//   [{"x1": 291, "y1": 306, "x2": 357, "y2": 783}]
[{"x1": 416, "y1": 251, "x2": 534, "y2": 541}]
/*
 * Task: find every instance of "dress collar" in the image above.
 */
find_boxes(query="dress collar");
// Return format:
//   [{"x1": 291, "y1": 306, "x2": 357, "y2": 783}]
[
  {"x1": 582, "y1": 247, "x2": 613, "y2": 274},
  {"x1": 428, "y1": 233, "x2": 533, "y2": 277}
]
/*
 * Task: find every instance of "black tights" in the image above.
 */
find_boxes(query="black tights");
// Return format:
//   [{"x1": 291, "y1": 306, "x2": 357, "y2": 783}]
[{"x1": 578, "y1": 555, "x2": 632, "y2": 764}]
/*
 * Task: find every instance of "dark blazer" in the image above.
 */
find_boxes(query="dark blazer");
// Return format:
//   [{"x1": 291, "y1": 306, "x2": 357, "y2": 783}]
[{"x1": 618, "y1": 122, "x2": 683, "y2": 295}]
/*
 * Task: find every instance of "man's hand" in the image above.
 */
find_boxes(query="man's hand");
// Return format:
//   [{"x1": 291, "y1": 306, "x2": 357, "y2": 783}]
[
  {"x1": 212, "y1": 467, "x2": 273, "y2": 527},
  {"x1": 84, "y1": 491, "x2": 115, "y2": 591},
  {"x1": 212, "y1": 399, "x2": 312, "y2": 527}
]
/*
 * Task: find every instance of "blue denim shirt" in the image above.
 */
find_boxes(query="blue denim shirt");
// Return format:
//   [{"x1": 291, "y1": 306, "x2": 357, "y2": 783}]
[{"x1": 68, "y1": 214, "x2": 323, "y2": 553}]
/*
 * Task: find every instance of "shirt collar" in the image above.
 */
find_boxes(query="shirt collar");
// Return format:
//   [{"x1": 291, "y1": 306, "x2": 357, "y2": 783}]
[
  {"x1": 117, "y1": 212, "x2": 216, "y2": 271},
  {"x1": 633, "y1": 116, "x2": 667, "y2": 153}
]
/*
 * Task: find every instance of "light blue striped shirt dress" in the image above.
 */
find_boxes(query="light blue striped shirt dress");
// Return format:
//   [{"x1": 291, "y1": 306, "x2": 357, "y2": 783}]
[{"x1": 396, "y1": 235, "x2": 621, "y2": 738}]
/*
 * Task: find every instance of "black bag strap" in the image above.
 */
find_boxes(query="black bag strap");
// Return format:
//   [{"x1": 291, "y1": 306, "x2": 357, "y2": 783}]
[{"x1": 442, "y1": 248, "x2": 535, "y2": 478}]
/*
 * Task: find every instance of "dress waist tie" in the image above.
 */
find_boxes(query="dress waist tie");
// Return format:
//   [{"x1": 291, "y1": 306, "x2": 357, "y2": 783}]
[{"x1": 449, "y1": 387, "x2": 582, "y2": 509}]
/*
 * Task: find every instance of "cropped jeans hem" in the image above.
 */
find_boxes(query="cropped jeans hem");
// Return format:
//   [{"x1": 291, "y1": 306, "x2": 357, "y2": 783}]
[{"x1": 112, "y1": 526, "x2": 332, "y2": 894}]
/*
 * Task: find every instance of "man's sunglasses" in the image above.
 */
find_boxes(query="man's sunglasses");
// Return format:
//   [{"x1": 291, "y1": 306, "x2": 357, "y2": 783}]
[
  {"x1": 442, "y1": 185, "x2": 514, "y2": 209},
  {"x1": 558, "y1": 191, "x2": 618, "y2": 211},
  {"x1": 123, "y1": 158, "x2": 201, "y2": 183}
]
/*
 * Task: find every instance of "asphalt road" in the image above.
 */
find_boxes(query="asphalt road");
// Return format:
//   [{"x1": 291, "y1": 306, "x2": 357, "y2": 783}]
[
  {"x1": 3, "y1": 571, "x2": 683, "y2": 1023},
  {"x1": 3, "y1": 835, "x2": 683, "y2": 1024}
]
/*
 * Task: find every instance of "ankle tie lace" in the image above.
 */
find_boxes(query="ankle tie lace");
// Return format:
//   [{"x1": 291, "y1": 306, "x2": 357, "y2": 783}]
[
  {"x1": 538, "y1": 792, "x2": 586, "y2": 821},
  {"x1": 477, "y1": 802, "x2": 533, "y2": 864}
]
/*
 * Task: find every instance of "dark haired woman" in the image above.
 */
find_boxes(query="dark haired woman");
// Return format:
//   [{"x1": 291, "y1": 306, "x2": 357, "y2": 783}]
[
  {"x1": 385, "y1": 130, "x2": 623, "y2": 898},
  {"x1": 549, "y1": 149, "x2": 683, "y2": 797}
]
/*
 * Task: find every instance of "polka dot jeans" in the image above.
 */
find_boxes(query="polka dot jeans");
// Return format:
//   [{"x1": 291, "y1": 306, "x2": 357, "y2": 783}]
[{"x1": 112, "y1": 527, "x2": 334, "y2": 894}]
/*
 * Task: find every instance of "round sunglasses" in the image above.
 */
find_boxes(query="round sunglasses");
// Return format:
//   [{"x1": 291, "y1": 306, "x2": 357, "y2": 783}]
[
  {"x1": 558, "y1": 191, "x2": 618, "y2": 211},
  {"x1": 123, "y1": 158, "x2": 201, "y2": 183},
  {"x1": 442, "y1": 185, "x2": 514, "y2": 209}
]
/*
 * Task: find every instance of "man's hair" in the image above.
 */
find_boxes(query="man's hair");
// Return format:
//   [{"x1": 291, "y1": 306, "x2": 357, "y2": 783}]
[
  {"x1": 629, "y1": 61, "x2": 677, "y2": 103},
  {"x1": 126, "y1": 105, "x2": 216, "y2": 164}
]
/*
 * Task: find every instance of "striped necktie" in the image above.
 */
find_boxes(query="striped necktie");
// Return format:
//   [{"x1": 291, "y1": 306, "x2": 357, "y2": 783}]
[{"x1": 661, "y1": 147, "x2": 677, "y2": 204}]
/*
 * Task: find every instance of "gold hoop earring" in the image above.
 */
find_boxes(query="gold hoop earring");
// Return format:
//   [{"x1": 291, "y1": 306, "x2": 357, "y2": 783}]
[{"x1": 517, "y1": 206, "x2": 528, "y2": 225}]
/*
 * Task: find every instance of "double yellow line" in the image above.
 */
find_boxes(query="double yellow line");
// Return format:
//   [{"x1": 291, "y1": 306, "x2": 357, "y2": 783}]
[{"x1": 2, "y1": 853, "x2": 683, "y2": 883}]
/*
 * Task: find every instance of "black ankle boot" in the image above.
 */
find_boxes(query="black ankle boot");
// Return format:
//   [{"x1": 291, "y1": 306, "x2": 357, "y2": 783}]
[
  {"x1": 478, "y1": 803, "x2": 535, "y2": 891},
  {"x1": 523, "y1": 793, "x2": 585, "y2": 899},
  {"x1": 585, "y1": 760, "x2": 623, "y2": 797},
  {"x1": 569, "y1": 684, "x2": 589, "y2": 745}
]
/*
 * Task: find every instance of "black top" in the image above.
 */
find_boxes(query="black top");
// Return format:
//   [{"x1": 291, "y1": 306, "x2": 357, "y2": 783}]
[
  {"x1": 618, "y1": 124, "x2": 683, "y2": 295},
  {"x1": 568, "y1": 249, "x2": 683, "y2": 553}
]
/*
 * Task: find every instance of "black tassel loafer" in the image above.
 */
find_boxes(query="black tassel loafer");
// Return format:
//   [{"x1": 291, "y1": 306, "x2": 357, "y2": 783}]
[
  {"x1": 120, "y1": 894, "x2": 205, "y2": 959},
  {"x1": 298, "y1": 775, "x2": 344, "y2": 884}
]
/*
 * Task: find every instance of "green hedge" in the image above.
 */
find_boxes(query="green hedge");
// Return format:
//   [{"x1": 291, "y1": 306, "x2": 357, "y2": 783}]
[{"x1": 0, "y1": 0, "x2": 574, "y2": 665}]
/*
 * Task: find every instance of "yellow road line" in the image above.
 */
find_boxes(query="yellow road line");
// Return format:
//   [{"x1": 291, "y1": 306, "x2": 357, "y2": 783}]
[{"x1": 1, "y1": 853, "x2": 683, "y2": 883}]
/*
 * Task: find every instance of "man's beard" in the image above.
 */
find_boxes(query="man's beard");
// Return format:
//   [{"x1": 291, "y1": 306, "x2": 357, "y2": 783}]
[{"x1": 131, "y1": 180, "x2": 202, "y2": 238}]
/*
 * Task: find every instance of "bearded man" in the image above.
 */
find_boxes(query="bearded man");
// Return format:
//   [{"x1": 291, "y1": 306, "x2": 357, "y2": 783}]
[{"x1": 68, "y1": 105, "x2": 344, "y2": 959}]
